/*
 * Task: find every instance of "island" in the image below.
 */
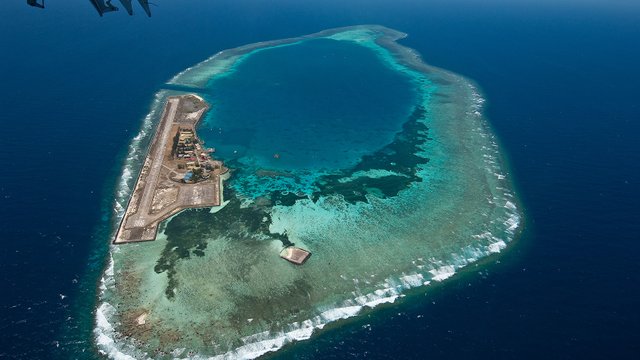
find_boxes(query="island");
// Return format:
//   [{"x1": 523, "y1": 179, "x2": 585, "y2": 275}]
[
  {"x1": 96, "y1": 25, "x2": 522, "y2": 360},
  {"x1": 114, "y1": 94, "x2": 228, "y2": 244}
]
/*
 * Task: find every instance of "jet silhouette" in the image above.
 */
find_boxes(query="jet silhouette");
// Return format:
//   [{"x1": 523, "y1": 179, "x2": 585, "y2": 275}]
[
  {"x1": 118, "y1": 0, "x2": 152, "y2": 17},
  {"x1": 27, "y1": 0, "x2": 152, "y2": 17},
  {"x1": 90, "y1": 0, "x2": 118, "y2": 16},
  {"x1": 137, "y1": 0, "x2": 152, "y2": 17},
  {"x1": 27, "y1": 0, "x2": 45, "y2": 8}
]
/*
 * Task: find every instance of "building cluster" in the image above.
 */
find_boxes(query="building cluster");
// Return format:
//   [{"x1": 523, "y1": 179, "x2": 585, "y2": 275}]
[
  {"x1": 175, "y1": 128, "x2": 196, "y2": 160},
  {"x1": 172, "y1": 127, "x2": 225, "y2": 183}
]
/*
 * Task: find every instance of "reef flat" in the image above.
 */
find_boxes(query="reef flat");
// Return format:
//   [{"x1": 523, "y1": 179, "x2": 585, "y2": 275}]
[{"x1": 96, "y1": 25, "x2": 522, "y2": 359}]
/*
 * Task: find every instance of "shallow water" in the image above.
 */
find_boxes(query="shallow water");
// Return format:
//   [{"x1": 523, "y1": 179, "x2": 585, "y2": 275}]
[{"x1": 96, "y1": 25, "x2": 521, "y2": 359}]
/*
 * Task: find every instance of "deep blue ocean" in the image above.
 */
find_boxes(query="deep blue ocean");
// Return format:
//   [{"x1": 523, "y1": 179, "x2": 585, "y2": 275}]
[{"x1": 1, "y1": 1, "x2": 638, "y2": 359}]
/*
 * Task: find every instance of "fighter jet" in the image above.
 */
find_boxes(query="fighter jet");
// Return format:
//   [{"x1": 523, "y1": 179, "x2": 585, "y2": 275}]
[
  {"x1": 26, "y1": 0, "x2": 45, "y2": 8},
  {"x1": 26, "y1": 0, "x2": 152, "y2": 17},
  {"x1": 118, "y1": 0, "x2": 152, "y2": 17},
  {"x1": 137, "y1": 0, "x2": 152, "y2": 17},
  {"x1": 90, "y1": 0, "x2": 118, "y2": 16},
  {"x1": 118, "y1": 0, "x2": 134, "y2": 15}
]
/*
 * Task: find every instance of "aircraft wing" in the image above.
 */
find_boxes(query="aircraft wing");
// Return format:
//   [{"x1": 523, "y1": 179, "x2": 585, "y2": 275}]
[
  {"x1": 89, "y1": 0, "x2": 118, "y2": 17},
  {"x1": 137, "y1": 0, "x2": 152, "y2": 17},
  {"x1": 27, "y1": 0, "x2": 45, "y2": 8},
  {"x1": 118, "y1": 0, "x2": 134, "y2": 15}
]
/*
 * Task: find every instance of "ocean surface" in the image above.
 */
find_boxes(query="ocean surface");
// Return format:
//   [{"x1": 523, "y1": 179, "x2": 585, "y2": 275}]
[{"x1": 1, "y1": 1, "x2": 639, "y2": 359}]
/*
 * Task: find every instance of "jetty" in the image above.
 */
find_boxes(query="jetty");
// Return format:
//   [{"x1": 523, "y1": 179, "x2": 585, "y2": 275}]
[{"x1": 114, "y1": 94, "x2": 228, "y2": 244}]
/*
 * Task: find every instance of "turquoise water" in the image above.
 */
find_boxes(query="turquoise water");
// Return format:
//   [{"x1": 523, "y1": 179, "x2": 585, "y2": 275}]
[{"x1": 199, "y1": 37, "x2": 418, "y2": 198}]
